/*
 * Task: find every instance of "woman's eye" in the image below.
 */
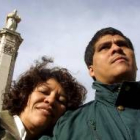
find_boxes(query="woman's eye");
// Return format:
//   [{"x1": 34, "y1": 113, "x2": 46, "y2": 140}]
[
  {"x1": 37, "y1": 86, "x2": 50, "y2": 95},
  {"x1": 39, "y1": 90, "x2": 49, "y2": 95},
  {"x1": 40, "y1": 90, "x2": 46, "y2": 93},
  {"x1": 58, "y1": 96, "x2": 67, "y2": 105}
]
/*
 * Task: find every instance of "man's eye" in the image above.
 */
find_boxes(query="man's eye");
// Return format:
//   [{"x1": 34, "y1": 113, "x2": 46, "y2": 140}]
[
  {"x1": 117, "y1": 42, "x2": 129, "y2": 48},
  {"x1": 100, "y1": 45, "x2": 110, "y2": 51}
]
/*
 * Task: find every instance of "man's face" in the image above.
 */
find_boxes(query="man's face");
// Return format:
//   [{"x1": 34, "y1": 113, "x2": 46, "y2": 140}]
[
  {"x1": 20, "y1": 78, "x2": 67, "y2": 134},
  {"x1": 89, "y1": 34, "x2": 137, "y2": 84}
]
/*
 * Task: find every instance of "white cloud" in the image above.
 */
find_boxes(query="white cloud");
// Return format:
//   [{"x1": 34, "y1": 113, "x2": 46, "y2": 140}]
[{"x1": 0, "y1": 0, "x2": 140, "y2": 103}]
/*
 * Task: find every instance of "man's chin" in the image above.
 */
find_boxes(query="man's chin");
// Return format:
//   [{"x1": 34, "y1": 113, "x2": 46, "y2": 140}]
[{"x1": 113, "y1": 71, "x2": 135, "y2": 82}]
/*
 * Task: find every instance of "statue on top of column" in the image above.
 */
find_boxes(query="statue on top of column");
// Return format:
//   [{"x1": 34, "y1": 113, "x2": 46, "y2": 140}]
[{"x1": 5, "y1": 9, "x2": 21, "y2": 31}]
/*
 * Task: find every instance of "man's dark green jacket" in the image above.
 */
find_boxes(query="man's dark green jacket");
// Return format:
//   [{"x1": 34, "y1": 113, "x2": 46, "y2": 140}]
[{"x1": 40, "y1": 81, "x2": 140, "y2": 140}]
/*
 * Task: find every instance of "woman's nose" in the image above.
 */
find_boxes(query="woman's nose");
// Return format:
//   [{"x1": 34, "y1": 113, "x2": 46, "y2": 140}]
[{"x1": 44, "y1": 92, "x2": 56, "y2": 105}]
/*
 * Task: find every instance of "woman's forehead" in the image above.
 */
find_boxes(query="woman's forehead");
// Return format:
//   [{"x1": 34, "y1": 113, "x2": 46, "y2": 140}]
[{"x1": 36, "y1": 78, "x2": 66, "y2": 95}]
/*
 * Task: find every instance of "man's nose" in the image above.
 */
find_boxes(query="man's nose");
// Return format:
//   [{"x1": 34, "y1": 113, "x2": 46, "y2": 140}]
[{"x1": 111, "y1": 43, "x2": 123, "y2": 54}]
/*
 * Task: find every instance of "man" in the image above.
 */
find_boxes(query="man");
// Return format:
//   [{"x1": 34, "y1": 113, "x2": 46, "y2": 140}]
[{"x1": 40, "y1": 27, "x2": 140, "y2": 140}]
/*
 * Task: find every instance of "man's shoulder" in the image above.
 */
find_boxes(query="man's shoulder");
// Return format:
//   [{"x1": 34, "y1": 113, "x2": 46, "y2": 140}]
[
  {"x1": 53, "y1": 100, "x2": 97, "y2": 139},
  {"x1": 68, "y1": 100, "x2": 94, "y2": 113},
  {"x1": 58, "y1": 100, "x2": 96, "y2": 124}
]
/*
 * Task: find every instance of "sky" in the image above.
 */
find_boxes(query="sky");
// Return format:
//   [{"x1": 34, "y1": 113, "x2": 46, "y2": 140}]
[{"x1": 0, "y1": 0, "x2": 140, "y2": 103}]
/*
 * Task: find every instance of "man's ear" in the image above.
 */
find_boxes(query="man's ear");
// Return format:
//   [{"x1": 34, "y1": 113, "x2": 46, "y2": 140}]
[{"x1": 89, "y1": 65, "x2": 95, "y2": 77}]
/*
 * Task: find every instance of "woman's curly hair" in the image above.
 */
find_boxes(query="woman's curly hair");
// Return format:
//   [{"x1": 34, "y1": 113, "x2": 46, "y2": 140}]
[{"x1": 2, "y1": 56, "x2": 87, "y2": 115}]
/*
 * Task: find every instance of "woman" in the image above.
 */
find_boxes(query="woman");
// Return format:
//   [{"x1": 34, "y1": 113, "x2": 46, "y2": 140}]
[{"x1": 1, "y1": 56, "x2": 87, "y2": 140}]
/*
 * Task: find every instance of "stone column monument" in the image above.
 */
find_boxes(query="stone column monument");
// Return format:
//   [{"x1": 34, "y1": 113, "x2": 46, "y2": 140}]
[{"x1": 0, "y1": 10, "x2": 23, "y2": 109}]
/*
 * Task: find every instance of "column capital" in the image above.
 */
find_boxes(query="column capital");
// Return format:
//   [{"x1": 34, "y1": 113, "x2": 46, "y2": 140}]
[{"x1": 0, "y1": 28, "x2": 23, "y2": 56}]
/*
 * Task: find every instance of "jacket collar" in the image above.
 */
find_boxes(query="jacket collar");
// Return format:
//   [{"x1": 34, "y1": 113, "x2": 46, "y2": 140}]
[
  {"x1": 0, "y1": 110, "x2": 20, "y2": 139},
  {"x1": 92, "y1": 81, "x2": 140, "y2": 108},
  {"x1": 92, "y1": 81, "x2": 121, "y2": 105}
]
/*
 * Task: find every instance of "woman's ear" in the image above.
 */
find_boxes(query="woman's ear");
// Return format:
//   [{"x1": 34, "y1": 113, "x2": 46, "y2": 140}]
[{"x1": 88, "y1": 65, "x2": 95, "y2": 78}]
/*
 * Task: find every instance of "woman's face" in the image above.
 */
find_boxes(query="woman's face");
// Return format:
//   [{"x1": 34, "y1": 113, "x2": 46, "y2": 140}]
[{"x1": 20, "y1": 78, "x2": 67, "y2": 133}]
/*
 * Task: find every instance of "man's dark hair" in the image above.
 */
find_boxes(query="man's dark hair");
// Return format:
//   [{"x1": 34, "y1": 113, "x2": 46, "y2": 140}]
[
  {"x1": 2, "y1": 56, "x2": 87, "y2": 115},
  {"x1": 84, "y1": 27, "x2": 134, "y2": 68}
]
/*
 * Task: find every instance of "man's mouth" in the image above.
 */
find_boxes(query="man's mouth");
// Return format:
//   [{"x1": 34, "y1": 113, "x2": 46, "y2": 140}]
[{"x1": 111, "y1": 56, "x2": 128, "y2": 64}]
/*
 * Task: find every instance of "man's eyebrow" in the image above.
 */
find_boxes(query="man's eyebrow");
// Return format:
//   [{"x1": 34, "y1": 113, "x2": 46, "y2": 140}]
[
  {"x1": 97, "y1": 40, "x2": 111, "y2": 46},
  {"x1": 117, "y1": 40, "x2": 128, "y2": 44},
  {"x1": 115, "y1": 40, "x2": 129, "y2": 46},
  {"x1": 96, "y1": 41, "x2": 111, "y2": 49},
  {"x1": 115, "y1": 39, "x2": 126, "y2": 43},
  {"x1": 99, "y1": 41, "x2": 111, "y2": 46},
  {"x1": 98, "y1": 39, "x2": 127, "y2": 46}
]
